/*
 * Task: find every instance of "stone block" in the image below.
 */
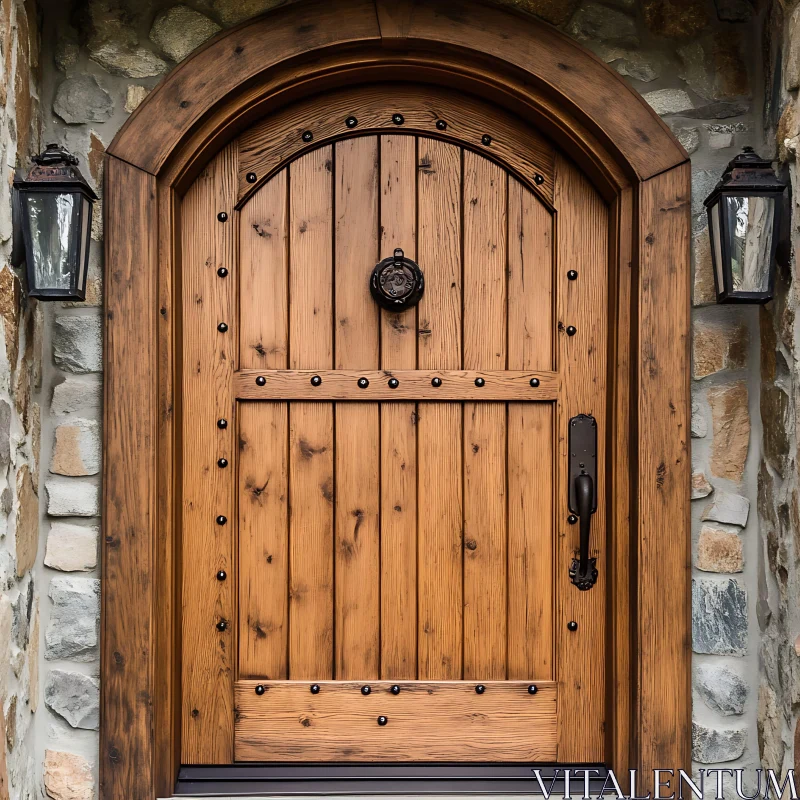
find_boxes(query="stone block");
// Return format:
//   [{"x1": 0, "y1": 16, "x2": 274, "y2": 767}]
[
  {"x1": 693, "y1": 228, "x2": 716, "y2": 306},
  {"x1": 714, "y1": 0, "x2": 752, "y2": 21},
  {"x1": 212, "y1": 0, "x2": 294, "y2": 26},
  {"x1": 14, "y1": 466, "x2": 38, "y2": 576},
  {"x1": 51, "y1": 419, "x2": 101, "y2": 477},
  {"x1": 709, "y1": 131, "x2": 733, "y2": 149},
  {"x1": 761, "y1": 382, "x2": 790, "y2": 473},
  {"x1": 11, "y1": 578, "x2": 33, "y2": 651},
  {"x1": 0, "y1": 594, "x2": 11, "y2": 700},
  {"x1": 683, "y1": 101, "x2": 750, "y2": 119},
  {"x1": 642, "y1": 88, "x2": 694, "y2": 116},
  {"x1": 46, "y1": 480, "x2": 100, "y2": 518},
  {"x1": 54, "y1": 37, "x2": 79, "y2": 72},
  {"x1": 708, "y1": 381, "x2": 750, "y2": 482},
  {"x1": 45, "y1": 577, "x2": 100, "y2": 662},
  {"x1": 692, "y1": 316, "x2": 748, "y2": 379},
  {"x1": 53, "y1": 76, "x2": 112, "y2": 124},
  {"x1": 29, "y1": 607, "x2": 39, "y2": 713},
  {"x1": 45, "y1": 523, "x2": 98, "y2": 572},
  {"x1": 694, "y1": 662, "x2": 748, "y2": 715},
  {"x1": 691, "y1": 471, "x2": 712, "y2": 500},
  {"x1": 150, "y1": 5, "x2": 221, "y2": 62},
  {"x1": 786, "y1": 7, "x2": 800, "y2": 92},
  {"x1": 124, "y1": 84, "x2": 149, "y2": 113},
  {"x1": 692, "y1": 721, "x2": 746, "y2": 763},
  {"x1": 43, "y1": 750, "x2": 94, "y2": 800},
  {"x1": 696, "y1": 525, "x2": 743, "y2": 573},
  {"x1": 53, "y1": 316, "x2": 102, "y2": 374},
  {"x1": 44, "y1": 670, "x2": 99, "y2": 730},
  {"x1": 692, "y1": 578, "x2": 747, "y2": 656},
  {"x1": 644, "y1": 0, "x2": 709, "y2": 39},
  {"x1": 674, "y1": 126, "x2": 700, "y2": 155},
  {"x1": 0, "y1": 267, "x2": 20, "y2": 369},
  {"x1": 567, "y1": 2, "x2": 638, "y2": 47},
  {"x1": 691, "y1": 400, "x2": 707, "y2": 438},
  {"x1": 90, "y1": 42, "x2": 168, "y2": 78},
  {"x1": 702, "y1": 488, "x2": 749, "y2": 527},
  {"x1": 0, "y1": 400, "x2": 10, "y2": 475},
  {"x1": 51, "y1": 376, "x2": 103, "y2": 416}
]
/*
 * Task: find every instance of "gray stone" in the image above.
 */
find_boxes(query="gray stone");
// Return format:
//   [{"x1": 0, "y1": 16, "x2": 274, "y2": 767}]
[
  {"x1": 53, "y1": 316, "x2": 103, "y2": 373},
  {"x1": 674, "y1": 126, "x2": 700, "y2": 155},
  {"x1": 787, "y1": 7, "x2": 800, "y2": 91},
  {"x1": 44, "y1": 670, "x2": 100, "y2": 730},
  {"x1": 212, "y1": 0, "x2": 290, "y2": 26},
  {"x1": 90, "y1": 43, "x2": 168, "y2": 78},
  {"x1": 0, "y1": 399, "x2": 10, "y2": 473},
  {"x1": 614, "y1": 54, "x2": 658, "y2": 83},
  {"x1": 51, "y1": 376, "x2": 103, "y2": 416},
  {"x1": 682, "y1": 101, "x2": 750, "y2": 119},
  {"x1": 702, "y1": 489, "x2": 749, "y2": 527},
  {"x1": 692, "y1": 578, "x2": 748, "y2": 656},
  {"x1": 46, "y1": 480, "x2": 101, "y2": 518},
  {"x1": 150, "y1": 5, "x2": 221, "y2": 62},
  {"x1": 691, "y1": 721, "x2": 747, "y2": 763},
  {"x1": 54, "y1": 38, "x2": 79, "y2": 72},
  {"x1": 45, "y1": 577, "x2": 100, "y2": 662},
  {"x1": 567, "y1": 2, "x2": 639, "y2": 47},
  {"x1": 709, "y1": 131, "x2": 733, "y2": 149},
  {"x1": 691, "y1": 401, "x2": 707, "y2": 438},
  {"x1": 11, "y1": 577, "x2": 33, "y2": 650},
  {"x1": 691, "y1": 169, "x2": 718, "y2": 223},
  {"x1": 53, "y1": 76, "x2": 113, "y2": 124},
  {"x1": 678, "y1": 41, "x2": 715, "y2": 100},
  {"x1": 714, "y1": 0, "x2": 752, "y2": 22},
  {"x1": 642, "y1": 88, "x2": 694, "y2": 116},
  {"x1": 694, "y1": 662, "x2": 748, "y2": 715},
  {"x1": 691, "y1": 471, "x2": 713, "y2": 500}
]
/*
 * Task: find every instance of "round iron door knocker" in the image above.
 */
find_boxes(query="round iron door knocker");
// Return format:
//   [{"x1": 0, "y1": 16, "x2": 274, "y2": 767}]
[{"x1": 370, "y1": 248, "x2": 424, "y2": 312}]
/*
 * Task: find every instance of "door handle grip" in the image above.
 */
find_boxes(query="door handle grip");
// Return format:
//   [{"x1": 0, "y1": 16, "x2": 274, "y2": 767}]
[{"x1": 569, "y1": 473, "x2": 598, "y2": 591}]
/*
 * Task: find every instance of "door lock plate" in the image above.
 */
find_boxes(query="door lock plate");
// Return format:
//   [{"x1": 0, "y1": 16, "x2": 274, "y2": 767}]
[{"x1": 568, "y1": 414, "x2": 597, "y2": 514}]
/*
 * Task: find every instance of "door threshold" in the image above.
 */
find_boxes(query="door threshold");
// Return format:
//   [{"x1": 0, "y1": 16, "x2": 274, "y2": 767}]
[{"x1": 175, "y1": 763, "x2": 610, "y2": 796}]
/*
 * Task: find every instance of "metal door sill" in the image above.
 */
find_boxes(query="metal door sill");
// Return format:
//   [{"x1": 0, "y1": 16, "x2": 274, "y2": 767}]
[{"x1": 175, "y1": 763, "x2": 609, "y2": 796}]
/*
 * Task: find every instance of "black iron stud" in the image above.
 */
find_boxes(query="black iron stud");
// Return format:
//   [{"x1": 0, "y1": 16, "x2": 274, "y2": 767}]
[
  {"x1": 346, "y1": 116, "x2": 358, "y2": 128},
  {"x1": 302, "y1": 130, "x2": 313, "y2": 142},
  {"x1": 481, "y1": 134, "x2": 492, "y2": 146},
  {"x1": 567, "y1": 621, "x2": 578, "y2": 632},
  {"x1": 528, "y1": 684, "x2": 538, "y2": 695},
  {"x1": 358, "y1": 378, "x2": 369, "y2": 389},
  {"x1": 246, "y1": 172, "x2": 257, "y2": 184},
  {"x1": 534, "y1": 174, "x2": 545, "y2": 185},
  {"x1": 255, "y1": 684, "x2": 265, "y2": 695},
  {"x1": 216, "y1": 515, "x2": 227, "y2": 526},
  {"x1": 217, "y1": 267, "x2": 228, "y2": 278},
  {"x1": 566, "y1": 325, "x2": 577, "y2": 336},
  {"x1": 217, "y1": 212, "x2": 228, "y2": 222},
  {"x1": 475, "y1": 684, "x2": 486, "y2": 695},
  {"x1": 568, "y1": 514, "x2": 578, "y2": 525},
  {"x1": 217, "y1": 570, "x2": 227, "y2": 581},
  {"x1": 391, "y1": 685, "x2": 401, "y2": 695},
  {"x1": 530, "y1": 378, "x2": 540, "y2": 388},
  {"x1": 567, "y1": 270, "x2": 578, "y2": 281},
  {"x1": 217, "y1": 418, "x2": 228, "y2": 429},
  {"x1": 475, "y1": 377, "x2": 485, "y2": 387},
  {"x1": 217, "y1": 458, "x2": 228, "y2": 468},
  {"x1": 378, "y1": 716, "x2": 388, "y2": 726},
  {"x1": 361, "y1": 685, "x2": 371, "y2": 695},
  {"x1": 436, "y1": 119, "x2": 447, "y2": 130},
  {"x1": 218, "y1": 322, "x2": 229, "y2": 333},
  {"x1": 431, "y1": 377, "x2": 442, "y2": 387},
  {"x1": 216, "y1": 620, "x2": 227, "y2": 631},
  {"x1": 256, "y1": 376, "x2": 266, "y2": 386},
  {"x1": 388, "y1": 378, "x2": 399, "y2": 389},
  {"x1": 392, "y1": 113, "x2": 404, "y2": 125},
  {"x1": 310, "y1": 684, "x2": 321, "y2": 694},
  {"x1": 311, "y1": 375, "x2": 322, "y2": 387}
]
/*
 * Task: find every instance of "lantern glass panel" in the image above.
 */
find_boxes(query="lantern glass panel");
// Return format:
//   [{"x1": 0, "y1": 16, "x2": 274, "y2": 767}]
[
  {"x1": 22, "y1": 190, "x2": 81, "y2": 292},
  {"x1": 724, "y1": 194, "x2": 775, "y2": 294}
]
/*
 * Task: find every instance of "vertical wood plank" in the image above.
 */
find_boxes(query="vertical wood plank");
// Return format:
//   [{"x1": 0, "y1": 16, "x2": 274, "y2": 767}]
[
  {"x1": 507, "y1": 179, "x2": 554, "y2": 681},
  {"x1": 638, "y1": 164, "x2": 691, "y2": 780},
  {"x1": 288, "y1": 147, "x2": 334, "y2": 679},
  {"x1": 554, "y1": 153, "x2": 608, "y2": 762},
  {"x1": 462, "y1": 151, "x2": 507, "y2": 680},
  {"x1": 416, "y1": 138, "x2": 462, "y2": 680},
  {"x1": 180, "y1": 143, "x2": 237, "y2": 763},
  {"x1": 334, "y1": 137, "x2": 380, "y2": 679},
  {"x1": 379, "y1": 134, "x2": 418, "y2": 679},
  {"x1": 102, "y1": 156, "x2": 157, "y2": 798},
  {"x1": 238, "y1": 402, "x2": 289, "y2": 679}
]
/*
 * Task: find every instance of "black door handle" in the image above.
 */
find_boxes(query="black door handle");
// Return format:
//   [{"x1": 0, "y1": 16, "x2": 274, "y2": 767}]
[
  {"x1": 568, "y1": 414, "x2": 598, "y2": 591},
  {"x1": 569, "y1": 473, "x2": 598, "y2": 591}
]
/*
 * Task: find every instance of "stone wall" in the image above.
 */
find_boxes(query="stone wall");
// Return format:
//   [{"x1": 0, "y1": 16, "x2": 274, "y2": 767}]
[{"x1": 7, "y1": 0, "x2": 783, "y2": 797}]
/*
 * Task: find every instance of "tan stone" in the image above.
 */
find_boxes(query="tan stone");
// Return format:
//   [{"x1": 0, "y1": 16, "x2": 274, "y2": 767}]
[
  {"x1": 692, "y1": 316, "x2": 748, "y2": 379},
  {"x1": 51, "y1": 419, "x2": 101, "y2": 477},
  {"x1": 124, "y1": 84, "x2": 149, "y2": 113},
  {"x1": 43, "y1": 750, "x2": 94, "y2": 800},
  {"x1": 45, "y1": 523, "x2": 98, "y2": 572},
  {"x1": 14, "y1": 3, "x2": 33, "y2": 162},
  {"x1": 14, "y1": 465, "x2": 38, "y2": 576},
  {"x1": 0, "y1": 266, "x2": 20, "y2": 369},
  {"x1": 693, "y1": 228, "x2": 716, "y2": 306},
  {"x1": 643, "y1": 0, "x2": 709, "y2": 39},
  {"x1": 708, "y1": 381, "x2": 750, "y2": 482},
  {"x1": 87, "y1": 132, "x2": 105, "y2": 187},
  {"x1": 692, "y1": 471, "x2": 713, "y2": 499},
  {"x1": 0, "y1": 709, "x2": 7, "y2": 800},
  {"x1": 29, "y1": 605, "x2": 38, "y2": 712},
  {"x1": 696, "y1": 525, "x2": 743, "y2": 573},
  {"x1": 493, "y1": 0, "x2": 580, "y2": 25}
]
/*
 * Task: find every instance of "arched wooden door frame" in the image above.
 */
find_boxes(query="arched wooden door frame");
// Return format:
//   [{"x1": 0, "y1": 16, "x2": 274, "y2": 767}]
[{"x1": 101, "y1": 1, "x2": 691, "y2": 798}]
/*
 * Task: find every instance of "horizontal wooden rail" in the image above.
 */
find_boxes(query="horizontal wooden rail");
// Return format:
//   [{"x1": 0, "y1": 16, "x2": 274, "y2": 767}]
[{"x1": 234, "y1": 370, "x2": 558, "y2": 401}]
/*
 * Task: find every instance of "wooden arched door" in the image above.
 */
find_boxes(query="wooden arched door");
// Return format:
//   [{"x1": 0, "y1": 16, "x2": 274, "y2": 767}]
[{"x1": 179, "y1": 83, "x2": 609, "y2": 767}]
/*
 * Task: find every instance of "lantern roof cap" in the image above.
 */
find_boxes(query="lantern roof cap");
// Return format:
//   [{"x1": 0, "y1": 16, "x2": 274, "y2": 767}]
[
  {"x1": 704, "y1": 147, "x2": 786, "y2": 208},
  {"x1": 14, "y1": 143, "x2": 98, "y2": 200}
]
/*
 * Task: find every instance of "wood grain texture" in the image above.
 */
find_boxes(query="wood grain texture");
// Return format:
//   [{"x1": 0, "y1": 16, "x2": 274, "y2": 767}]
[
  {"x1": 235, "y1": 681, "x2": 557, "y2": 761},
  {"x1": 101, "y1": 157, "x2": 158, "y2": 799},
  {"x1": 637, "y1": 164, "x2": 691, "y2": 780},
  {"x1": 235, "y1": 369, "x2": 558, "y2": 400},
  {"x1": 553, "y1": 153, "x2": 608, "y2": 763},
  {"x1": 237, "y1": 85, "x2": 554, "y2": 206},
  {"x1": 180, "y1": 143, "x2": 238, "y2": 763}
]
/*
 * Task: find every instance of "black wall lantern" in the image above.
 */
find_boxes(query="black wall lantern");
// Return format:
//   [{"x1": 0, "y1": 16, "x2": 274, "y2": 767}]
[
  {"x1": 13, "y1": 143, "x2": 97, "y2": 301},
  {"x1": 703, "y1": 147, "x2": 786, "y2": 304}
]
